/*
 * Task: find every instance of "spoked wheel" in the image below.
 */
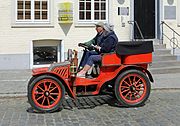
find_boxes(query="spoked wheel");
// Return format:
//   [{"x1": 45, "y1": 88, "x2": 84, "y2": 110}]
[
  {"x1": 28, "y1": 75, "x2": 65, "y2": 113},
  {"x1": 115, "y1": 69, "x2": 151, "y2": 107}
]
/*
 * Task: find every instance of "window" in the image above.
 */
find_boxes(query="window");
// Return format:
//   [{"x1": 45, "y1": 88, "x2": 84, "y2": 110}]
[
  {"x1": 16, "y1": 0, "x2": 49, "y2": 23},
  {"x1": 33, "y1": 46, "x2": 57, "y2": 65},
  {"x1": 178, "y1": 0, "x2": 180, "y2": 26},
  {"x1": 32, "y1": 40, "x2": 62, "y2": 66},
  {"x1": 78, "y1": 0, "x2": 108, "y2": 22}
]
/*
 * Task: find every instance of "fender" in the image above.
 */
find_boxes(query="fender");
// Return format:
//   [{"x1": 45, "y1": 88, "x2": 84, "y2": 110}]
[
  {"x1": 143, "y1": 69, "x2": 154, "y2": 83},
  {"x1": 32, "y1": 67, "x2": 75, "y2": 98},
  {"x1": 118, "y1": 65, "x2": 154, "y2": 83}
]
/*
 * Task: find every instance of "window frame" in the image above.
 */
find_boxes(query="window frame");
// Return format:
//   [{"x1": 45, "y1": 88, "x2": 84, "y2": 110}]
[
  {"x1": 178, "y1": 0, "x2": 180, "y2": 26},
  {"x1": 33, "y1": 46, "x2": 58, "y2": 65},
  {"x1": 77, "y1": 0, "x2": 109, "y2": 24},
  {"x1": 31, "y1": 39, "x2": 64, "y2": 69},
  {"x1": 15, "y1": 0, "x2": 50, "y2": 24}
]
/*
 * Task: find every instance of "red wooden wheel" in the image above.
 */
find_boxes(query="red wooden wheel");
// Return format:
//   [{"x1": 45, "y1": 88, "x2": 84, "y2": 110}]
[
  {"x1": 28, "y1": 75, "x2": 65, "y2": 112},
  {"x1": 32, "y1": 79, "x2": 62, "y2": 109},
  {"x1": 115, "y1": 69, "x2": 151, "y2": 107}
]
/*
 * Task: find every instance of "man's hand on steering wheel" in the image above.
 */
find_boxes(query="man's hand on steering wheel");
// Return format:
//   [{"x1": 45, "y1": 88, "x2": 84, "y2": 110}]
[
  {"x1": 78, "y1": 43, "x2": 95, "y2": 51},
  {"x1": 78, "y1": 43, "x2": 85, "y2": 47},
  {"x1": 78, "y1": 43, "x2": 89, "y2": 50}
]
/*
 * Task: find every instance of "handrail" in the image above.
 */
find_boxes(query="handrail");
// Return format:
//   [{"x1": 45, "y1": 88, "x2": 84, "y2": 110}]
[
  {"x1": 161, "y1": 21, "x2": 180, "y2": 55},
  {"x1": 161, "y1": 21, "x2": 180, "y2": 36},
  {"x1": 128, "y1": 20, "x2": 144, "y2": 40}
]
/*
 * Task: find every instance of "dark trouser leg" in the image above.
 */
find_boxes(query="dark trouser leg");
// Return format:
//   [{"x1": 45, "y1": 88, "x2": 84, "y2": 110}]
[
  {"x1": 79, "y1": 51, "x2": 99, "y2": 67},
  {"x1": 86, "y1": 55, "x2": 102, "y2": 67}
]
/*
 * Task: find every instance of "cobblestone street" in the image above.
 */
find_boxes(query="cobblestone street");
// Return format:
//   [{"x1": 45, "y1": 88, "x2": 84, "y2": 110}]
[{"x1": 0, "y1": 89, "x2": 180, "y2": 126}]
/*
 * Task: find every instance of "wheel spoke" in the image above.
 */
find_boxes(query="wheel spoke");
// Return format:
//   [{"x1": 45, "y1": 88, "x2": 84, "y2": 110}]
[
  {"x1": 124, "y1": 91, "x2": 131, "y2": 98},
  {"x1": 121, "y1": 88, "x2": 130, "y2": 94},
  {"x1": 48, "y1": 82, "x2": 52, "y2": 91},
  {"x1": 34, "y1": 92, "x2": 43, "y2": 95},
  {"x1": 136, "y1": 91, "x2": 142, "y2": 97},
  {"x1": 136, "y1": 83, "x2": 144, "y2": 88},
  {"x1": 133, "y1": 93, "x2": 138, "y2": 100},
  {"x1": 49, "y1": 95, "x2": 56, "y2": 102},
  {"x1": 49, "y1": 87, "x2": 57, "y2": 93},
  {"x1": 37, "y1": 86, "x2": 44, "y2": 92},
  {"x1": 124, "y1": 80, "x2": 131, "y2": 87},
  {"x1": 128, "y1": 76, "x2": 133, "y2": 86},
  {"x1": 36, "y1": 95, "x2": 44, "y2": 101},
  {"x1": 134, "y1": 78, "x2": 142, "y2": 86},
  {"x1": 136, "y1": 88, "x2": 144, "y2": 91},
  {"x1": 129, "y1": 93, "x2": 132, "y2": 100},
  {"x1": 50, "y1": 93, "x2": 59, "y2": 95},
  {"x1": 44, "y1": 82, "x2": 47, "y2": 90},
  {"x1": 41, "y1": 97, "x2": 46, "y2": 105},
  {"x1": 121, "y1": 86, "x2": 129, "y2": 89},
  {"x1": 133, "y1": 76, "x2": 136, "y2": 84},
  {"x1": 47, "y1": 97, "x2": 50, "y2": 106}
]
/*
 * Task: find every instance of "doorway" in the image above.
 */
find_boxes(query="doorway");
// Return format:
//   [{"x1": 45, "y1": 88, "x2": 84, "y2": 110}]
[{"x1": 134, "y1": 0, "x2": 155, "y2": 39}]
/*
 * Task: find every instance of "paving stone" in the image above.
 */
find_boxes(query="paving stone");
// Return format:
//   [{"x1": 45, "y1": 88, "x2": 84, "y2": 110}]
[{"x1": 0, "y1": 90, "x2": 179, "y2": 126}]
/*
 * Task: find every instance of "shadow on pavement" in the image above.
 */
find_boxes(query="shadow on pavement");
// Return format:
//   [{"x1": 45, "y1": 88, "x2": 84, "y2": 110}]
[{"x1": 27, "y1": 95, "x2": 145, "y2": 113}]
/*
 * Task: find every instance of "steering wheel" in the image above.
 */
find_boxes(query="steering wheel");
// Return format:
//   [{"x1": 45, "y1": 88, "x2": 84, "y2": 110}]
[
  {"x1": 78, "y1": 43, "x2": 88, "y2": 49},
  {"x1": 78, "y1": 43, "x2": 95, "y2": 51}
]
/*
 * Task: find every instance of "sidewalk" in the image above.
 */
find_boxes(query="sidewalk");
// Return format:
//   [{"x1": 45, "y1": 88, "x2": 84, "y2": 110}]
[
  {"x1": 0, "y1": 70, "x2": 180, "y2": 97},
  {"x1": 0, "y1": 70, "x2": 31, "y2": 97}
]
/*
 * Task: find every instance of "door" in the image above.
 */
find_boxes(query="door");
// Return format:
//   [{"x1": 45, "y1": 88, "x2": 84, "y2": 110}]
[{"x1": 134, "y1": 0, "x2": 155, "y2": 39}]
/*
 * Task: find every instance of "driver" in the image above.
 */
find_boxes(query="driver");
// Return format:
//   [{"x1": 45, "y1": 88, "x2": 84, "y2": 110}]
[
  {"x1": 78, "y1": 22, "x2": 106, "y2": 68},
  {"x1": 77, "y1": 22, "x2": 118, "y2": 77}
]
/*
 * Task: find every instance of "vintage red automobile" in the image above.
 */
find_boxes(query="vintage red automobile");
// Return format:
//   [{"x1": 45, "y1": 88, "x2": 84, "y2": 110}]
[{"x1": 27, "y1": 41, "x2": 154, "y2": 113}]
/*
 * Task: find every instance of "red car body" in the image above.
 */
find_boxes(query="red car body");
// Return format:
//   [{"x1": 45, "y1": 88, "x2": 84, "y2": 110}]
[{"x1": 28, "y1": 41, "x2": 154, "y2": 112}]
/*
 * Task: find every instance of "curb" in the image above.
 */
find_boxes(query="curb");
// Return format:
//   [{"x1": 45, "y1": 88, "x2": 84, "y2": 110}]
[
  {"x1": 0, "y1": 93, "x2": 27, "y2": 99},
  {"x1": 0, "y1": 89, "x2": 180, "y2": 98}
]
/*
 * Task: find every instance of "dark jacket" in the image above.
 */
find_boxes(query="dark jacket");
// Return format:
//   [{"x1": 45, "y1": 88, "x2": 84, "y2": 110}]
[
  {"x1": 83, "y1": 32, "x2": 104, "y2": 47},
  {"x1": 83, "y1": 31, "x2": 118, "y2": 53},
  {"x1": 99, "y1": 31, "x2": 118, "y2": 53}
]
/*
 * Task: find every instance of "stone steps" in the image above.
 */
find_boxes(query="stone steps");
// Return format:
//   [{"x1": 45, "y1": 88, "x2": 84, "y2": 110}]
[
  {"x1": 151, "y1": 60, "x2": 180, "y2": 68},
  {"x1": 153, "y1": 44, "x2": 166, "y2": 50},
  {"x1": 149, "y1": 66, "x2": 180, "y2": 74},
  {"x1": 153, "y1": 49, "x2": 171, "y2": 55},
  {"x1": 149, "y1": 43, "x2": 180, "y2": 74},
  {"x1": 153, "y1": 55, "x2": 177, "y2": 62}
]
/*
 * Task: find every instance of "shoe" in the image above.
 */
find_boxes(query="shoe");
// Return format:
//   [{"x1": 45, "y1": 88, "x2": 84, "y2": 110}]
[
  {"x1": 76, "y1": 73, "x2": 86, "y2": 78},
  {"x1": 77, "y1": 68, "x2": 83, "y2": 72}
]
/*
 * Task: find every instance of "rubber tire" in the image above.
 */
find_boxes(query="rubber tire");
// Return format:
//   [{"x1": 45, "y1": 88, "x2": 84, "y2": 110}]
[
  {"x1": 27, "y1": 76, "x2": 36, "y2": 93},
  {"x1": 28, "y1": 75, "x2": 65, "y2": 113},
  {"x1": 115, "y1": 69, "x2": 151, "y2": 107}
]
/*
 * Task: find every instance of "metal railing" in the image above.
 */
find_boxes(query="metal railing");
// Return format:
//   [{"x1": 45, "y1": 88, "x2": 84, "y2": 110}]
[
  {"x1": 161, "y1": 21, "x2": 180, "y2": 55},
  {"x1": 128, "y1": 20, "x2": 144, "y2": 41}
]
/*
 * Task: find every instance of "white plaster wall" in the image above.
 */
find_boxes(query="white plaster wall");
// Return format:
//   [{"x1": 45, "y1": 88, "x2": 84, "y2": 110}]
[
  {"x1": 111, "y1": 0, "x2": 131, "y2": 41},
  {"x1": 161, "y1": 0, "x2": 180, "y2": 48},
  {"x1": 0, "y1": 0, "x2": 136, "y2": 69},
  {"x1": 0, "y1": 0, "x2": 131, "y2": 54}
]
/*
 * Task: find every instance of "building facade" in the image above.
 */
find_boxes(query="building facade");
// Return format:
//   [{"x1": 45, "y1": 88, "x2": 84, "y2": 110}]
[{"x1": 0, "y1": 0, "x2": 179, "y2": 69}]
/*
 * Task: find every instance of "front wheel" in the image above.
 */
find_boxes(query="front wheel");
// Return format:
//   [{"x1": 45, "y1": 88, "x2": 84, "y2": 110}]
[
  {"x1": 115, "y1": 69, "x2": 151, "y2": 107},
  {"x1": 28, "y1": 75, "x2": 65, "y2": 113}
]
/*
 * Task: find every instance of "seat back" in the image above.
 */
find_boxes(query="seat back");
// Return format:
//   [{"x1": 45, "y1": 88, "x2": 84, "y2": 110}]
[
  {"x1": 101, "y1": 52, "x2": 121, "y2": 66},
  {"x1": 115, "y1": 41, "x2": 154, "y2": 55},
  {"x1": 115, "y1": 41, "x2": 153, "y2": 64}
]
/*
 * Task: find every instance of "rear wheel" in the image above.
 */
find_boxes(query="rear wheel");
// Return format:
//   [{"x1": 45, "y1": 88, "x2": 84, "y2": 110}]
[
  {"x1": 28, "y1": 75, "x2": 65, "y2": 112},
  {"x1": 115, "y1": 69, "x2": 151, "y2": 107}
]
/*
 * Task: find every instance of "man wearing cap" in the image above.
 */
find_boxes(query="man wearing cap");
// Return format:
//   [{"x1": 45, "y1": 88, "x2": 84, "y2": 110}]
[
  {"x1": 78, "y1": 22, "x2": 105, "y2": 68},
  {"x1": 77, "y1": 22, "x2": 118, "y2": 77}
]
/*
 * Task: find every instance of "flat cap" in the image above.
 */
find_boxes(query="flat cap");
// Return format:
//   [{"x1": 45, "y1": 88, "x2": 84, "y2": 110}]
[{"x1": 95, "y1": 22, "x2": 104, "y2": 28}]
